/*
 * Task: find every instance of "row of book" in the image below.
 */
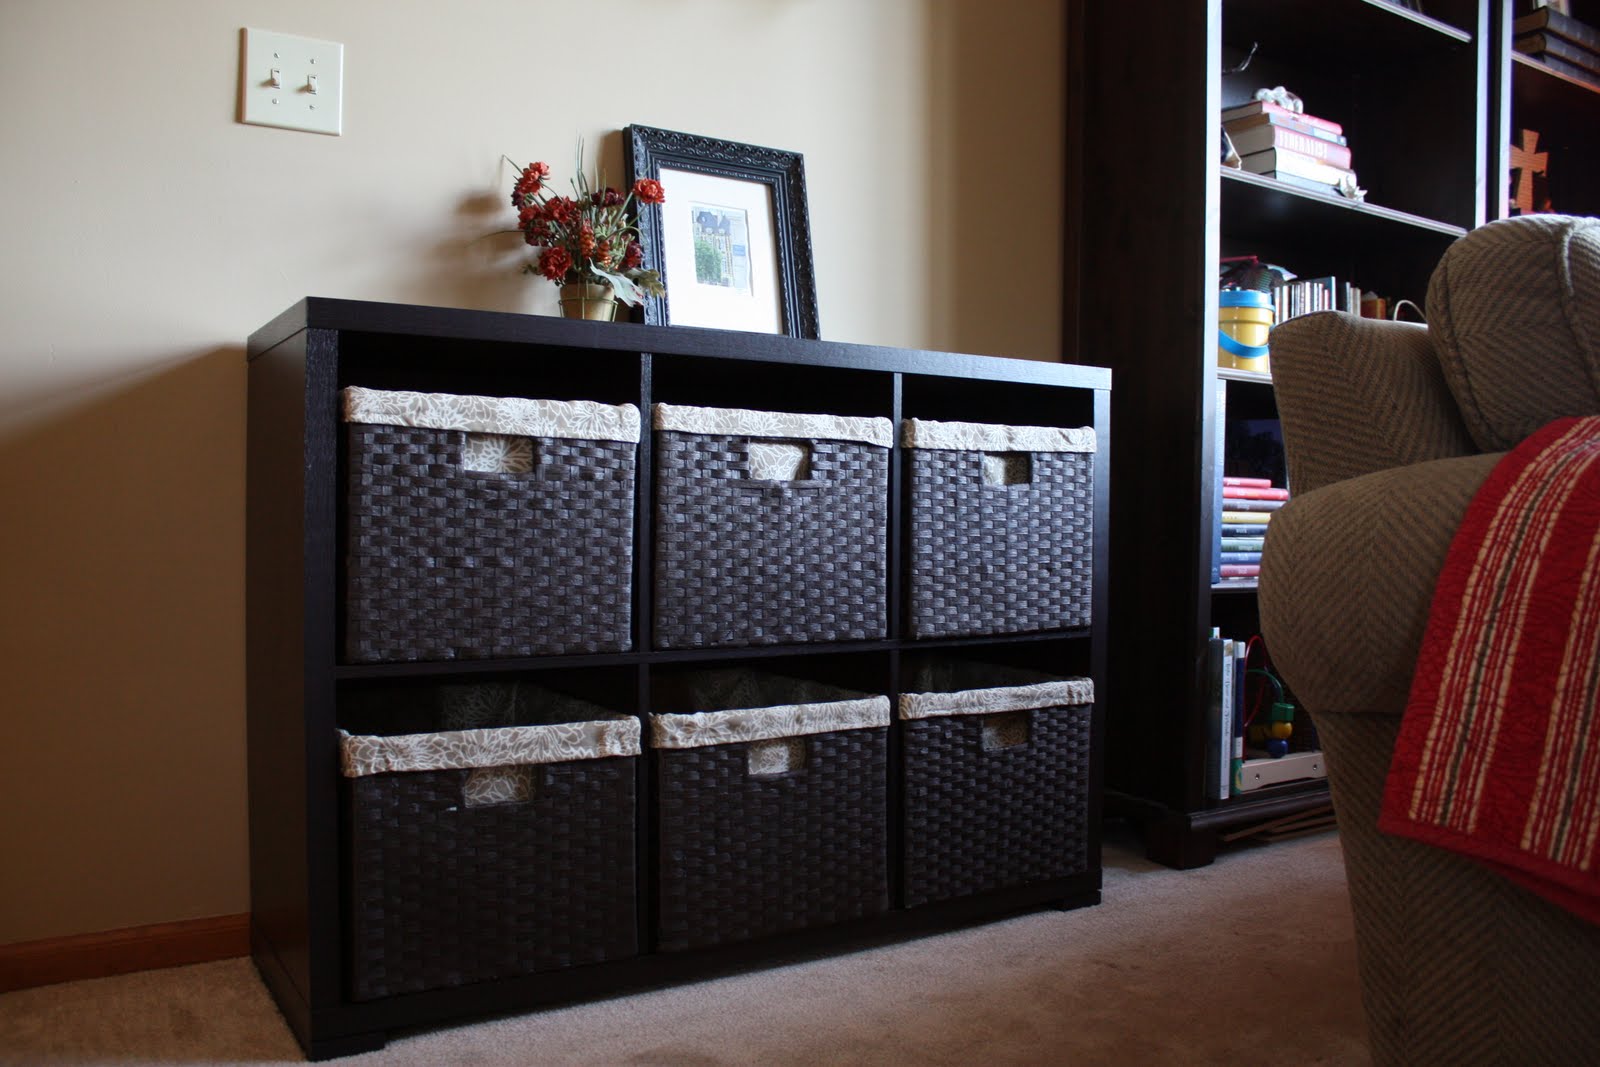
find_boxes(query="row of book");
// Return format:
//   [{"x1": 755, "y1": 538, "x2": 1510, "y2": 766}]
[
  {"x1": 1222, "y1": 99, "x2": 1358, "y2": 198},
  {"x1": 1213, "y1": 475, "x2": 1285, "y2": 582},
  {"x1": 1515, "y1": 6, "x2": 1600, "y2": 86},
  {"x1": 1206, "y1": 631, "x2": 1328, "y2": 801}
]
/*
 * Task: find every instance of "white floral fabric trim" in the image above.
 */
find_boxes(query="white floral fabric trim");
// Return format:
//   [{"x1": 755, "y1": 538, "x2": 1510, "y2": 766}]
[
  {"x1": 653, "y1": 403, "x2": 893, "y2": 449},
  {"x1": 747, "y1": 441, "x2": 811, "y2": 480},
  {"x1": 899, "y1": 678, "x2": 1094, "y2": 720},
  {"x1": 343, "y1": 386, "x2": 641, "y2": 443},
  {"x1": 650, "y1": 696, "x2": 891, "y2": 750},
  {"x1": 901, "y1": 418, "x2": 1096, "y2": 453},
  {"x1": 339, "y1": 716, "x2": 641, "y2": 777}
]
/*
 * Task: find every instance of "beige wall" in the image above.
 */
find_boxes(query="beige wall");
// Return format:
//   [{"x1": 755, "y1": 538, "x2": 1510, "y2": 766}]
[{"x1": 0, "y1": 0, "x2": 1064, "y2": 944}]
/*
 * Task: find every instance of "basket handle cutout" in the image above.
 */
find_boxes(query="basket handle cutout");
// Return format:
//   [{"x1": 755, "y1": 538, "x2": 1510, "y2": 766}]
[
  {"x1": 748, "y1": 736, "x2": 807, "y2": 777},
  {"x1": 981, "y1": 452, "x2": 1032, "y2": 486},
  {"x1": 981, "y1": 711, "x2": 1030, "y2": 751},
  {"x1": 461, "y1": 764, "x2": 537, "y2": 807},
  {"x1": 746, "y1": 441, "x2": 813, "y2": 482},
  {"x1": 461, "y1": 432, "x2": 537, "y2": 474}
]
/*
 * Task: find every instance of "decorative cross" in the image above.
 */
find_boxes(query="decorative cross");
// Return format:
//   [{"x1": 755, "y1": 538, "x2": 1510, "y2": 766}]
[{"x1": 1509, "y1": 129, "x2": 1549, "y2": 215}]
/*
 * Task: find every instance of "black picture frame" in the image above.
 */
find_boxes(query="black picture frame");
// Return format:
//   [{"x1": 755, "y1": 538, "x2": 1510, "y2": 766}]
[{"x1": 624, "y1": 125, "x2": 820, "y2": 339}]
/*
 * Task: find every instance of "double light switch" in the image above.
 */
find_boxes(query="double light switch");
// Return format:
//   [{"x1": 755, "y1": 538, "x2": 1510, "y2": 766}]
[{"x1": 238, "y1": 28, "x2": 343, "y2": 136}]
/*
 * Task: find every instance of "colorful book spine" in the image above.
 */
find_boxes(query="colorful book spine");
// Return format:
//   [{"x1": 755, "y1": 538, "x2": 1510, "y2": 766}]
[
  {"x1": 1221, "y1": 536, "x2": 1266, "y2": 552},
  {"x1": 1222, "y1": 476, "x2": 1272, "y2": 488},
  {"x1": 1220, "y1": 551, "x2": 1263, "y2": 565},
  {"x1": 1219, "y1": 563, "x2": 1261, "y2": 578},
  {"x1": 1220, "y1": 497, "x2": 1286, "y2": 513},
  {"x1": 1240, "y1": 147, "x2": 1353, "y2": 186},
  {"x1": 1220, "y1": 100, "x2": 1343, "y2": 135},
  {"x1": 1223, "y1": 486, "x2": 1290, "y2": 501},
  {"x1": 1221, "y1": 109, "x2": 1347, "y2": 146},
  {"x1": 1221, "y1": 522, "x2": 1269, "y2": 537},
  {"x1": 1224, "y1": 123, "x2": 1353, "y2": 168},
  {"x1": 1514, "y1": 7, "x2": 1600, "y2": 52}
]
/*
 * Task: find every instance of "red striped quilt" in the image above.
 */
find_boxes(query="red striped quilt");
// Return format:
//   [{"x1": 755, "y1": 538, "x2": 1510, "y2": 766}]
[{"x1": 1380, "y1": 415, "x2": 1600, "y2": 924}]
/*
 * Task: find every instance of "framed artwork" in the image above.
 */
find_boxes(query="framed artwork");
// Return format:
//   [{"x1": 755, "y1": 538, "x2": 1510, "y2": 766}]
[{"x1": 624, "y1": 125, "x2": 820, "y2": 339}]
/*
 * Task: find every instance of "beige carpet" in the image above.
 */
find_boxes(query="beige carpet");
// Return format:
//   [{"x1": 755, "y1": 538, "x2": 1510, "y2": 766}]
[{"x1": 0, "y1": 825, "x2": 1367, "y2": 1065}]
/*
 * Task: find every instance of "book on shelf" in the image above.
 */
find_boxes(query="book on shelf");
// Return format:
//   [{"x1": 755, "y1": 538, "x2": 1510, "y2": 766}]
[
  {"x1": 1222, "y1": 109, "x2": 1347, "y2": 146},
  {"x1": 1220, "y1": 100, "x2": 1343, "y2": 135},
  {"x1": 1223, "y1": 476, "x2": 1272, "y2": 488},
  {"x1": 1206, "y1": 630, "x2": 1239, "y2": 801},
  {"x1": 1219, "y1": 563, "x2": 1261, "y2": 578},
  {"x1": 1219, "y1": 551, "x2": 1263, "y2": 565},
  {"x1": 1221, "y1": 523, "x2": 1269, "y2": 537},
  {"x1": 1514, "y1": 6, "x2": 1600, "y2": 52},
  {"x1": 1220, "y1": 496, "x2": 1285, "y2": 513},
  {"x1": 1221, "y1": 535, "x2": 1267, "y2": 550},
  {"x1": 1222, "y1": 485, "x2": 1289, "y2": 501},
  {"x1": 1222, "y1": 509, "x2": 1274, "y2": 526},
  {"x1": 1239, "y1": 147, "x2": 1353, "y2": 187},
  {"x1": 1223, "y1": 123, "x2": 1353, "y2": 169},
  {"x1": 1516, "y1": 31, "x2": 1600, "y2": 75},
  {"x1": 1518, "y1": 49, "x2": 1600, "y2": 83}
]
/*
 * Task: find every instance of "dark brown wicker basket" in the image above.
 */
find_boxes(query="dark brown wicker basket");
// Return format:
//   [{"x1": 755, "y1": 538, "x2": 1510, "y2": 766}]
[
  {"x1": 344, "y1": 756, "x2": 638, "y2": 1001},
  {"x1": 900, "y1": 665, "x2": 1093, "y2": 908},
  {"x1": 344, "y1": 403, "x2": 637, "y2": 663},
  {"x1": 650, "y1": 670, "x2": 890, "y2": 952},
  {"x1": 654, "y1": 729, "x2": 889, "y2": 952},
  {"x1": 906, "y1": 430, "x2": 1094, "y2": 640},
  {"x1": 653, "y1": 420, "x2": 888, "y2": 650}
]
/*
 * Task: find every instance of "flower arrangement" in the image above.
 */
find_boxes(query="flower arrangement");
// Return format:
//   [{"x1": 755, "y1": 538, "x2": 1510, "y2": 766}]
[{"x1": 505, "y1": 150, "x2": 667, "y2": 308}]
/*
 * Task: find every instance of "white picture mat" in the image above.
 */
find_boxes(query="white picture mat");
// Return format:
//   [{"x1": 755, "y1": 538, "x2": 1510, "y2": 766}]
[{"x1": 659, "y1": 166, "x2": 783, "y2": 334}]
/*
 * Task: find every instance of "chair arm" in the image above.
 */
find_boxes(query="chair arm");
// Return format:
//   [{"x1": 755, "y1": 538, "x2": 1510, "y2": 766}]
[
  {"x1": 1258, "y1": 451, "x2": 1500, "y2": 719},
  {"x1": 1270, "y1": 312, "x2": 1476, "y2": 495}
]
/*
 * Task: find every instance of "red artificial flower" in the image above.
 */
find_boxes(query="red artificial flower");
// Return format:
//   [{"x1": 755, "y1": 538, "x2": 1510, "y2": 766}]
[
  {"x1": 514, "y1": 161, "x2": 550, "y2": 198},
  {"x1": 538, "y1": 245, "x2": 573, "y2": 282},
  {"x1": 591, "y1": 187, "x2": 625, "y2": 207},
  {"x1": 545, "y1": 197, "x2": 579, "y2": 225},
  {"x1": 632, "y1": 178, "x2": 665, "y2": 204},
  {"x1": 622, "y1": 240, "x2": 644, "y2": 270}
]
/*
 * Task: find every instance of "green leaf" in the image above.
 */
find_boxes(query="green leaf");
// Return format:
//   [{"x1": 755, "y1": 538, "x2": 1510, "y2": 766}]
[{"x1": 590, "y1": 263, "x2": 646, "y2": 306}]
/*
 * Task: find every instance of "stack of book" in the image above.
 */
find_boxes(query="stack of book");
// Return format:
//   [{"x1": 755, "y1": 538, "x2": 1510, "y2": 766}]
[
  {"x1": 1216, "y1": 476, "x2": 1287, "y2": 581},
  {"x1": 1514, "y1": 7, "x2": 1600, "y2": 86},
  {"x1": 1222, "y1": 100, "x2": 1355, "y2": 197}
]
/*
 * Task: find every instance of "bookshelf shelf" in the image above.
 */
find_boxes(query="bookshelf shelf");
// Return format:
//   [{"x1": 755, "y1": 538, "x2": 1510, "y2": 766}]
[{"x1": 1217, "y1": 366, "x2": 1272, "y2": 386}]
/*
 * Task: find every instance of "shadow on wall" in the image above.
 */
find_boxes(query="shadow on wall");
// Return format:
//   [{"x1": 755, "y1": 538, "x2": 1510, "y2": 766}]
[
  {"x1": 923, "y1": 1, "x2": 1065, "y2": 362},
  {"x1": 0, "y1": 349, "x2": 249, "y2": 943}
]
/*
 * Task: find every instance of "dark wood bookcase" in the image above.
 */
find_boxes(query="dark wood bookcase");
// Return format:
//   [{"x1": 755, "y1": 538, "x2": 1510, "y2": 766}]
[
  {"x1": 1067, "y1": 0, "x2": 1491, "y2": 867},
  {"x1": 246, "y1": 298, "x2": 1111, "y2": 1058}
]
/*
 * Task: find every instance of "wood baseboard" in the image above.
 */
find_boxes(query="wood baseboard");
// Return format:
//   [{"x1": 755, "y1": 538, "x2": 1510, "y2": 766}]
[{"x1": 0, "y1": 913, "x2": 250, "y2": 994}]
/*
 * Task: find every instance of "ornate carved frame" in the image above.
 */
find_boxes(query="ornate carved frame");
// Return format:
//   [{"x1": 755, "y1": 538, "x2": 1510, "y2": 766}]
[{"x1": 624, "y1": 125, "x2": 820, "y2": 339}]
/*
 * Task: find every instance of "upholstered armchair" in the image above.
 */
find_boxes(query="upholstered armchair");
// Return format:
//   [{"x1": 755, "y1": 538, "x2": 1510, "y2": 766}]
[{"x1": 1258, "y1": 214, "x2": 1600, "y2": 1065}]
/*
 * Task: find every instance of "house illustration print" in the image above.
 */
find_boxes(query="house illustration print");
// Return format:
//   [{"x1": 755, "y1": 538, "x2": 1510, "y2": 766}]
[{"x1": 691, "y1": 203, "x2": 753, "y2": 295}]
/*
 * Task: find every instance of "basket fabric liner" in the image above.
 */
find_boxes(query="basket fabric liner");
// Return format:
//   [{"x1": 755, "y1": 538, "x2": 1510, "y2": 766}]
[
  {"x1": 650, "y1": 671, "x2": 890, "y2": 749},
  {"x1": 343, "y1": 386, "x2": 642, "y2": 443},
  {"x1": 340, "y1": 716, "x2": 641, "y2": 777},
  {"x1": 654, "y1": 402, "x2": 892, "y2": 449},
  {"x1": 900, "y1": 662, "x2": 1093, "y2": 720},
  {"x1": 901, "y1": 417, "x2": 1096, "y2": 454}
]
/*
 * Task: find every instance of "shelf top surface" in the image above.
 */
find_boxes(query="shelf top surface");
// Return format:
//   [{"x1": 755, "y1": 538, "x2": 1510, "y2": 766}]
[{"x1": 248, "y1": 297, "x2": 1112, "y2": 391}]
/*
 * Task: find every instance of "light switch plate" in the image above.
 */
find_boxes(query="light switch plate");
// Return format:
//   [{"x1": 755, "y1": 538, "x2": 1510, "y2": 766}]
[{"x1": 239, "y1": 28, "x2": 343, "y2": 136}]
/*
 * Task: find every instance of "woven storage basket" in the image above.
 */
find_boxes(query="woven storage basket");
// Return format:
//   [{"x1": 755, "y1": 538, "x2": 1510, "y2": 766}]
[
  {"x1": 652, "y1": 403, "x2": 891, "y2": 649},
  {"x1": 340, "y1": 682, "x2": 641, "y2": 1001},
  {"x1": 649, "y1": 670, "x2": 891, "y2": 952},
  {"x1": 899, "y1": 662, "x2": 1093, "y2": 907},
  {"x1": 903, "y1": 418, "x2": 1096, "y2": 639},
  {"x1": 343, "y1": 386, "x2": 640, "y2": 663}
]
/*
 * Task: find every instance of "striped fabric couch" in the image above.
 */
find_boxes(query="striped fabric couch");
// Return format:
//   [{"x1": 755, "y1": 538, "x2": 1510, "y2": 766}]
[{"x1": 1258, "y1": 214, "x2": 1600, "y2": 1066}]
